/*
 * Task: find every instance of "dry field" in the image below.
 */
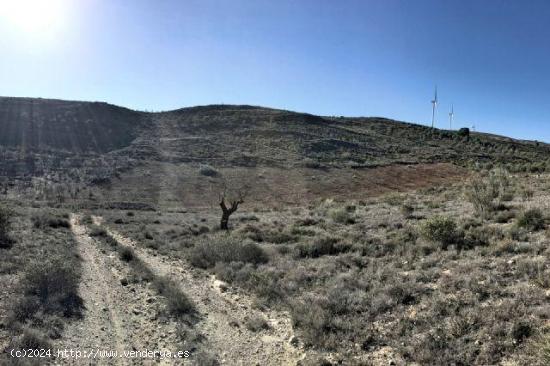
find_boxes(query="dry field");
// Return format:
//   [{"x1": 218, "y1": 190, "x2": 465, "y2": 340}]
[{"x1": 3, "y1": 168, "x2": 550, "y2": 365}]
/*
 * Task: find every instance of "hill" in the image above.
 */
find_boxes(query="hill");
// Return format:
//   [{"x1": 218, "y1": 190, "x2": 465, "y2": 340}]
[{"x1": 0, "y1": 97, "x2": 549, "y2": 206}]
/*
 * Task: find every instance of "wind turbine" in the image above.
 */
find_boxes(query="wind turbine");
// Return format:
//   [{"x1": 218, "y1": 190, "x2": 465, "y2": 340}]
[
  {"x1": 431, "y1": 86, "x2": 438, "y2": 128},
  {"x1": 448, "y1": 104, "x2": 454, "y2": 130}
]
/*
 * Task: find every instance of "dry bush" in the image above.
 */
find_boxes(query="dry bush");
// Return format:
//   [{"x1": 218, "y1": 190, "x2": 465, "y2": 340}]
[
  {"x1": 515, "y1": 208, "x2": 545, "y2": 231},
  {"x1": 245, "y1": 314, "x2": 270, "y2": 332},
  {"x1": 118, "y1": 246, "x2": 135, "y2": 262},
  {"x1": 14, "y1": 259, "x2": 83, "y2": 322},
  {"x1": 31, "y1": 211, "x2": 70, "y2": 229},
  {"x1": 198, "y1": 164, "x2": 219, "y2": 177},
  {"x1": 0, "y1": 204, "x2": 14, "y2": 248},
  {"x1": 400, "y1": 203, "x2": 414, "y2": 218},
  {"x1": 328, "y1": 207, "x2": 355, "y2": 224},
  {"x1": 295, "y1": 237, "x2": 351, "y2": 258},
  {"x1": 153, "y1": 276, "x2": 195, "y2": 318},
  {"x1": 189, "y1": 234, "x2": 268, "y2": 269},
  {"x1": 464, "y1": 168, "x2": 513, "y2": 217}
]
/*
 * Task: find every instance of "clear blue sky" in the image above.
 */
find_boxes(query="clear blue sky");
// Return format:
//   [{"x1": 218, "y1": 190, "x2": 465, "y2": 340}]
[{"x1": 1, "y1": 0, "x2": 550, "y2": 141}]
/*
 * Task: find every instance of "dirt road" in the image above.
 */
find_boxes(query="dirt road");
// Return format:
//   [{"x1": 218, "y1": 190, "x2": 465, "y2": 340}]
[
  {"x1": 92, "y1": 216, "x2": 306, "y2": 365},
  {"x1": 57, "y1": 215, "x2": 181, "y2": 365}
]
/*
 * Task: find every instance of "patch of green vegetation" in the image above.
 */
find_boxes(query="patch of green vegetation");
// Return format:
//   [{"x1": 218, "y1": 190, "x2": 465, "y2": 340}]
[{"x1": 420, "y1": 216, "x2": 458, "y2": 248}]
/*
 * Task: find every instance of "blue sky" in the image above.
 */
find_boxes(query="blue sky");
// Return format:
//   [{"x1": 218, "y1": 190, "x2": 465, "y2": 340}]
[{"x1": 1, "y1": 0, "x2": 550, "y2": 141}]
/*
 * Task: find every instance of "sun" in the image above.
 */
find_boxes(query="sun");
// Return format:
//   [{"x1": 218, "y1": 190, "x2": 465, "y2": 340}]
[{"x1": 0, "y1": 0, "x2": 67, "y2": 35}]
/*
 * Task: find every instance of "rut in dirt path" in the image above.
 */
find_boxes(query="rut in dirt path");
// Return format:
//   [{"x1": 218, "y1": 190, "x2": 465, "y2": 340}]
[
  {"x1": 58, "y1": 214, "x2": 130, "y2": 365},
  {"x1": 58, "y1": 215, "x2": 182, "y2": 366},
  {"x1": 92, "y1": 216, "x2": 307, "y2": 366}
]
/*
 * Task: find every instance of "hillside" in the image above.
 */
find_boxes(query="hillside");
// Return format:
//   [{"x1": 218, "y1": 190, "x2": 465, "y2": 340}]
[
  {"x1": 0, "y1": 97, "x2": 145, "y2": 153},
  {"x1": 3, "y1": 98, "x2": 550, "y2": 365},
  {"x1": 1, "y1": 97, "x2": 549, "y2": 206},
  {"x1": 0, "y1": 97, "x2": 548, "y2": 171}
]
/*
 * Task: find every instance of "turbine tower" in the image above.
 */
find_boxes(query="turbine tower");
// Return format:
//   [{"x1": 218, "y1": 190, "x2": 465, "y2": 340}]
[
  {"x1": 449, "y1": 104, "x2": 454, "y2": 130},
  {"x1": 431, "y1": 86, "x2": 438, "y2": 128}
]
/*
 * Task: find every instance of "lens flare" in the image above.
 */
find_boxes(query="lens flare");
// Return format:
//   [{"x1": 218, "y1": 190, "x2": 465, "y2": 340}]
[{"x1": 0, "y1": 0, "x2": 67, "y2": 35}]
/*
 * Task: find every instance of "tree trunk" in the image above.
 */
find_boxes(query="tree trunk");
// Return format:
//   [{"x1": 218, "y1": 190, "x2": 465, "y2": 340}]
[{"x1": 220, "y1": 211, "x2": 230, "y2": 230}]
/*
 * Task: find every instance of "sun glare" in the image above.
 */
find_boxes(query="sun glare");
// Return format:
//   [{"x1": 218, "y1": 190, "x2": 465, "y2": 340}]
[{"x1": 0, "y1": 0, "x2": 67, "y2": 35}]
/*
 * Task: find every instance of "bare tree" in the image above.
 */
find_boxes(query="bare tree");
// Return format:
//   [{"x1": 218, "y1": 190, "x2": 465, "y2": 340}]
[{"x1": 218, "y1": 184, "x2": 247, "y2": 230}]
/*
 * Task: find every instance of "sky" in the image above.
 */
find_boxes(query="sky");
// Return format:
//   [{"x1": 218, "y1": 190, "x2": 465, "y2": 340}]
[{"x1": 1, "y1": 0, "x2": 550, "y2": 141}]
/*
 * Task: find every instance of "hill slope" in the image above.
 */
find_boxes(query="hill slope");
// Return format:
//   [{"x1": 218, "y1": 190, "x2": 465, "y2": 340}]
[
  {"x1": 0, "y1": 97, "x2": 549, "y2": 172},
  {"x1": 1, "y1": 97, "x2": 549, "y2": 206},
  {"x1": 0, "y1": 97, "x2": 145, "y2": 153}
]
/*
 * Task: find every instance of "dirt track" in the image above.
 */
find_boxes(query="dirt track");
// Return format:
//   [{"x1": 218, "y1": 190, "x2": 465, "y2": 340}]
[
  {"x1": 92, "y1": 216, "x2": 306, "y2": 365},
  {"x1": 58, "y1": 215, "x2": 181, "y2": 365}
]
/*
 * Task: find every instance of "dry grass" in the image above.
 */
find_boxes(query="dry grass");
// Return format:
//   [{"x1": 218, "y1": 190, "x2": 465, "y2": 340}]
[{"x1": 98, "y1": 171, "x2": 550, "y2": 364}]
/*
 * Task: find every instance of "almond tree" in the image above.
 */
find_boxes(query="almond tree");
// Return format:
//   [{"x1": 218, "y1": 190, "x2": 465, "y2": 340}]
[
  {"x1": 219, "y1": 191, "x2": 245, "y2": 230},
  {"x1": 218, "y1": 182, "x2": 248, "y2": 230}
]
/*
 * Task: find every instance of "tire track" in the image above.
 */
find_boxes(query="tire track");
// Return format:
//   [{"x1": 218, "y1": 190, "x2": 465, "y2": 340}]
[
  {"x1": 58, "y1": 215, "x2": 183, "y2": 366},
  {"x1": 92, "y1": 216, "x2": 306, "y2": 365},
  {"x1": 58, "y1": 214, "x2": 131, "y2": 365}
]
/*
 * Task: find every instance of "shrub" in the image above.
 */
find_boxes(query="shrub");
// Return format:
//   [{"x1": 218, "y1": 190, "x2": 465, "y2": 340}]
[
  {"x1": 119, "y1": 246, "x2": 135, "y2": 262},
  {"x1": 328, "y1": 208, "x2": 355, "y2": 224},
  {"x1": 15, "y1": 260, "x2": 83, "y2": 321},
  {"x1": 296, "y1": 237, "x2": 350, "y2": 258},
  {"x1": 199, "y1": 164, "x2": 219, "y2": 177},
  {"x1": 0, "y1": 204, "x2": 13, "y2": 248},
  {"x1": 245, "y1": 314, "x2": 270, "y2": 332},
  {"x1": 31, "y1": 212, "x2": 70, "y2": 229},
  {"x1": 383, "y1": 193, "x2": 405, "y2": 206},
  {"x1": 400, "y1": 204, "x2": 414, "y2": 218},
  {"x1": 303, "y1": 159, "x2": 322, "y2": 169},
  {"x1": 13, "y1": 328, "x2": 52, "y2": 351},
  {"x1": 516, "y1": 208, "x2": 545, "y2": 231},
  {"x1": 420, "y1": 216, "x2": 457, "y2": 248},
  {"x1": 465, "y1": 169, "x2": 513, "y2": 217},
  {"x1": 89, "y1": 226, "x2": 107, "y2": 237},
  {"x1": 263, "y1": 230, "x2": 296, "y2": 244},
  {"x1": 153, "y1": 276, "x2": 195, "y2": 318},
  {"x1": 459, "y1": 225, "x2": 491, "y2": 250},
  {"x1": 189, "y1": 235, "x2": 268, "y2": 269}
]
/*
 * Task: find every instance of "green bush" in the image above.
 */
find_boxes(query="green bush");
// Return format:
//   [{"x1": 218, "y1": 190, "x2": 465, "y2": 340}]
[
  {"x1": 189, "y1": 235, "x2": 268, "y2": 269},
  {"x1": 516, "y1": 208, "x2": 545, "y2": 231},
  {"x1": 420, "y1": 216, "x2": 457, "y2": 248}
]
